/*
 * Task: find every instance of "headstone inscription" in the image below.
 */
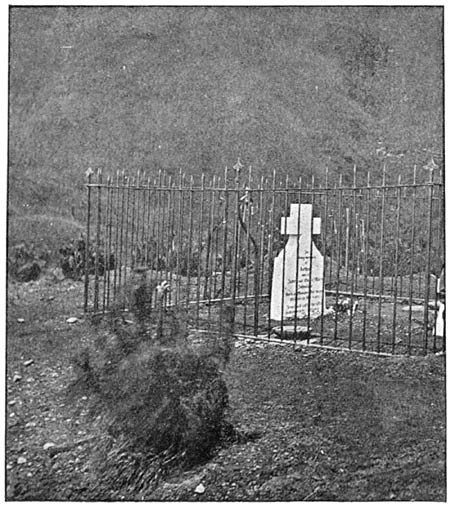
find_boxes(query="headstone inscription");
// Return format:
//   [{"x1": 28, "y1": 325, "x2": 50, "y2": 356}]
[{"x1": 270, "y1": 204, "x2": 325, "y2": 321}]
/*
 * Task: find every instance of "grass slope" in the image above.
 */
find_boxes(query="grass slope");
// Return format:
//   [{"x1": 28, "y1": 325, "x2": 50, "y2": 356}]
[{"x1": 9, "y1": 7, "x2": 443, "y2": 233}]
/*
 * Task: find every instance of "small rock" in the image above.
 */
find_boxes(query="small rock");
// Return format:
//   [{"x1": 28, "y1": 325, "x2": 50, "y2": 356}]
[
  {"x1": 195, "y1": 483, "x2": 205, "y2": 494},
  {"x1": 17, "y1": 457, "x2": 26, "y2": 465},
  {"x1": 8, "y1": 400, "x2": 16, "y2": 406},
  {"x1": 17, "y1": 318, "x2": 25, "y2": 323},
  {"x1": 66, "y1": 317, "x2": 79, "y2": 324},
  {"x1": 43, "y1": 442, "x2": 55, "y2": 451},
  {"x1": 13, "y1": 375, "x2": 22, "y2": 382},
  {"x1": 6, "y1": 464, "x2": 12, "y2": 470},
  {"x1": 23, "y1": 359, "x2": 34, "y2": 367}
]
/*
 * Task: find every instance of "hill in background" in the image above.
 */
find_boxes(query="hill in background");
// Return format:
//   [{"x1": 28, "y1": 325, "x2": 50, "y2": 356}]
[{"x1": 8, "y1": 6, "x2": 443, "y2": 251}]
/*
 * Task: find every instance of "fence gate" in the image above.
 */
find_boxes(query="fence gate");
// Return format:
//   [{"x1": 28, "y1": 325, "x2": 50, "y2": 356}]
[{"x1": 84, "y1": 163, "x2": 445, "y2": 356}]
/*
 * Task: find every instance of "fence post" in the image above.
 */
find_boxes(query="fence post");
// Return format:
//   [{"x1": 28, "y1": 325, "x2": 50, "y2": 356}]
[
  {"x1": 93, "y1": 168, "x2": 102, "y2": 312},
  {"x1": 422, "y1": 168, "x2": 435, "y2": 354},
  {"x1": 83, "y1": 167, "x2": 93, "y2": 313}
]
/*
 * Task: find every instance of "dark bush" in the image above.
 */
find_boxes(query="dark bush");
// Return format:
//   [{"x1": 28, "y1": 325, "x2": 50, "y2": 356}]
[
  {"x1": 70, "y1": 293, "x2": 235, "y2": 497},
  {"x1": 59, "y1": 237, "x2": 115, "y2": 280},
  {"x1": 8, "y1": 242, "x2": 48, "y2": 281}
]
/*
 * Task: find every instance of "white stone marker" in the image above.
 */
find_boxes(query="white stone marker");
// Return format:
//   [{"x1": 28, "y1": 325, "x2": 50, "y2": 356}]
[{"x1": 270, "y1": 203, "x2": 324, "y2": 321}]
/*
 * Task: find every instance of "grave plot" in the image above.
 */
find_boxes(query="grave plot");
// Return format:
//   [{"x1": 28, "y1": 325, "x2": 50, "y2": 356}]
[{"x1": 83, "y1": 163, "x2": 444, "y2": 356}]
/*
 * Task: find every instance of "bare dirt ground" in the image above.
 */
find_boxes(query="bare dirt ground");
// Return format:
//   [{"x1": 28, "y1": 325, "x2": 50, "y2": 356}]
[{"x1": 6, "y1": 275, "x2": 446, "y2": 501}]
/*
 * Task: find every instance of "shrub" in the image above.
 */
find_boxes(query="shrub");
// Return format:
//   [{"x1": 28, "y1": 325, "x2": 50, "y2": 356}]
[
  {"x1": 59, "y1": 237, "x2": 116, "y2": 280},
  {"x1": 70, "y1": 290, "x2": 235, "y2": 497},
  {"x1": 8, "y1": 242, "x2": 49, "y2": 281}
]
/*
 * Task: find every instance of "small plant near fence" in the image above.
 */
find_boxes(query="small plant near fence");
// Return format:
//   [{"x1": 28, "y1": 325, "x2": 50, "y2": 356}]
[
  {"x1": 8, "y1": 242, "x2": 50, "y2": 282},
  {"x1": 59, "y1": 237, "x2": 116, "y2": 281},
  {"x1": 69, "y1": 277, "x2": 235, "y2": 499}
]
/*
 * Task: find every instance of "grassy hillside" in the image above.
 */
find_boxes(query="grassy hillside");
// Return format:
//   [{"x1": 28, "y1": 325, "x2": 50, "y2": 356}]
[{"x1": 8, "y1": 6, "x2": 443, "y2": 249}]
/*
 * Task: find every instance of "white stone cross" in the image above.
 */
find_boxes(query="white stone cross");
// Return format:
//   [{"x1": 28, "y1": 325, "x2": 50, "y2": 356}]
[
  {"x1": 270, "y1": 203, "x2": 325, "y2": 321},
  {"x1": 281, "y1": 203, "x2": 321, "y2": 240}
]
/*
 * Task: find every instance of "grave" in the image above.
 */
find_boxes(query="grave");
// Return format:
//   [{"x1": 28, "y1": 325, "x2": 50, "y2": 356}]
[{"x1": 270, "y1": 203, "x2": 325, "y2": 321}]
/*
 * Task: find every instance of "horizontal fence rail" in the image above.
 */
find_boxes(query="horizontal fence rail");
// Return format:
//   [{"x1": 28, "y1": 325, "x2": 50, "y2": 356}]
[{"x1": 84, "y1": 163, "x2": 445, "y2": 356}]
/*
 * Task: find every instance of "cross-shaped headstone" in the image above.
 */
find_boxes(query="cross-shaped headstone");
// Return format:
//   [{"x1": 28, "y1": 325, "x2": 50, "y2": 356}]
[{"x1": 270, "y1": 203, "x2": 325, "y2": 322}]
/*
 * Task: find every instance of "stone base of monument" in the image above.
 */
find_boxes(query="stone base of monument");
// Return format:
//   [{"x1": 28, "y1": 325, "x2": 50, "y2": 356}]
[{"x1": 272, "y1": 325, "x2": 311, "y2": 340}]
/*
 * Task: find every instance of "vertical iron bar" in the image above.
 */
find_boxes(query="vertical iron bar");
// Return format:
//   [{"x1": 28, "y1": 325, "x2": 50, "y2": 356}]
[
  {"x1": 294, "y1": 178, "x2": 302, "y2": 340},
  {"x1": 267, "y1": 170, "x2": 276, "y2": 339},
  {"x1": 123, "y1": 174, "x2": 132, "y2": 290},
  {"x1": 391, "y1": 175, "x2": 402, "y2": 354},
  {"x1": 130, "y1": 171, "x2": 138, "y2": 270},
  {"x1": 103, "y1": 175, "x2": 112, "y2": 312},
  {"x1": 422, "y1": 169, "x2": 435, "y2": 355},
  {"x1": 306, "y1": 175, "x2": 315, "y2": 343},
  {"x1": 333, "y1": 175, "x2": 344, "y2": 342},
  {"x1": 219, "y1": 168, "x2": 229, "y2": 335},
  {"x1": 112, "y1": 171, "x2": 121, "y2": 300},
  {"x1": 348, "y1": 166, "x2": 357, "y2": 350},
  {"x1": 280, "y1": 175, "x2": 290, "y2": 336},
  {"x1": 175, "y1": 171, "x2": 184, "y2": 306},
  {"x1": 148, "y1": 177, "x2": 158, "y2": 304},
  {"x1": 242, "y1": 167, "x2": 252, "y2": 333},
  {"x1": 320, "y1": 168, "x2": 329, "y2": 345},
  {"x1": 231, "y1": 165, "x2": 241, "y2": 310},
  {"x1": 362, "y1": 171, "x2": 371, "y2": 351},
  {"x1": 255, "y1": 175, "x2": 265, "y2": 336},
  {"x1": 153, "y1": 171, "x2": 162, "y2": 299},
  {"x1": 185, "y1": 175, "x2": 195, "y2": 307},
  {"x1": 345, "y1": 206, "x2": 350, "y2": 291},
  {"x1": 376, "y1": 165, "x2": 387, "y2": 353},
  {"x1": 204, "y1": 176, "x2": 216, "y2": 300},
  {"x1": 168, "y1": 178, "x2": 177, "y2": 306},
  {"x1": 139, "y1": 172, "x2": 147, "y2": 268},
  {"x1": 243, "y1": 196, "x2": 250, "y2": 333},
  {"x1": 144, "y1": 176, "x2": 152, "y2": 268},
  {"x1": 213, "y1": 178, "x2": 221, "y2": 301},
  {"x1": 83, "y1": 169, "x2": 92, "y2": 312},
  {"x1": 205, "y1": 179, "x2": 216, "y2": 334},
  {"x1": 162, "y1": 175, "x2": 169, "y2": 299},
  {"x1": 117, "y1": 172, "x2": 126, "y2": 299},
  {"x1": 93, "y1": 169, "x2": 102, "y2": 312},
  {"x1": 407, "y1": 166, "x2": 417, "y2": 355},
  {"x1": 196, "y1": 174, "x2": 206, "y2": 326},
  {"x1": 221, "y1": 168, "x2": 229, "y2": 304},
  {"x1": 163, "y1": 175, "x2": 172, "y2": 291}
]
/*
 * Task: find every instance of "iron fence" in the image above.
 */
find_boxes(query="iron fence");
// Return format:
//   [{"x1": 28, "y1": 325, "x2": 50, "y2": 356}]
[{"x1": 83, "y1": 162, "x2": 445, "y2": 356}]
